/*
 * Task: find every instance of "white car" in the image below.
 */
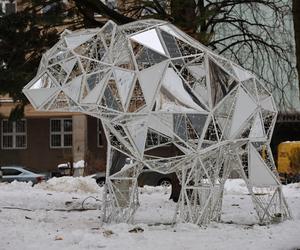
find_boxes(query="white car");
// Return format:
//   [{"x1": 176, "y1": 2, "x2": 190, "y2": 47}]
[{"x1": 0, "y1": 166, "x2": 46, "y2": 185}]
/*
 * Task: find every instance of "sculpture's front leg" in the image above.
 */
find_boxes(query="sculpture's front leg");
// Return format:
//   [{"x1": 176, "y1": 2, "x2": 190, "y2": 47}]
[{"x1": 101, "y1": 123, "x2": 143, "y2": 223}]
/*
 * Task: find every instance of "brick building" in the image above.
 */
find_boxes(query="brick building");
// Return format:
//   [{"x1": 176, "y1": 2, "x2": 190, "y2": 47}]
[{"x1": 0, "y1": 97, "x2": 107, "y2": 174}]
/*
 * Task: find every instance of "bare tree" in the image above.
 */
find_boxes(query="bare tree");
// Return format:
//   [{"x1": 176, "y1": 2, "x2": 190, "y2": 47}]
[
  {"x1": 0, "y1": 0, "x2": 296, "y2": 112},
  {"x1": 76, "y1": 0, "x2": 298, "y2": 111},
  {"x1": 293, "y1": 0, "x2": 300, "y2": 97}
]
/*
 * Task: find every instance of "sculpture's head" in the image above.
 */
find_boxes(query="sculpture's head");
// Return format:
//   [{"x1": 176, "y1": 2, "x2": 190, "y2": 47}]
[{"x1": 23, "y1": 19, "x2": 277, "y2": 177}]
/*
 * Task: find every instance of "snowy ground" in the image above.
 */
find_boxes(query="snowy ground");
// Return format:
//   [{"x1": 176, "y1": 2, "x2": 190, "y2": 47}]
[{"x1": 1, "y1": 178, "x2": 300, "y2": 250}]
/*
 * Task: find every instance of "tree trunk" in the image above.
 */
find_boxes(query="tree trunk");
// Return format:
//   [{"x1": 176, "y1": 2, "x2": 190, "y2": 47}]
[
  {"x1": 170, "y1": 0, "x2": 196, "y2": 35},
  {"x1": 293, "y1": 0, "x2": 300, "y2": 95}
]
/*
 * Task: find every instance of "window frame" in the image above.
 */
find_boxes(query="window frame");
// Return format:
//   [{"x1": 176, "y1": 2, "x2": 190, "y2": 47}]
[
  {"x1": 50, "y1": 118, "x2": 73, "y2": 149},
  {"x1": 1, "y1": 119, "x2": 27, "y2": 150}
]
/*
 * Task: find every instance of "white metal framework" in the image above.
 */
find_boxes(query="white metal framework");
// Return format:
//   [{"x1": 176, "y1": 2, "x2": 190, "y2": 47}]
[{"x1": 23, "y1": 19, "x2": 290, "y2": 225}]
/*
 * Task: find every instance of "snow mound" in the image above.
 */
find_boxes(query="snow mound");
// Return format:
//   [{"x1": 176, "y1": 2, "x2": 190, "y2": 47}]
[
  {"x1": 283, "y1": 182, "x2": 300, "y2": 197},
  {"x1": 286, "y1": 182, "x2": 300, "y2": 189},
  {"x1": 139, "y1": 185, "x2": 171, "y2": 195},
  {"x1": 224, "y1": 179, "x2": 249, "y2": 195},
  {"x1": 0, "y1": 180, "x2": 34, "y2": 191},
  {"x1": 37, "y1": 176, "x2": 102, "y2": 193}
]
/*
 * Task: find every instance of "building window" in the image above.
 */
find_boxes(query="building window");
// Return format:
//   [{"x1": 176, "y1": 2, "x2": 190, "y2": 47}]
[
  {"x1": 97, "y1": 119, "x2": 103, "y2": 147},
  {"x1": 50, "y1": 118, "x2": 72, "y2": 148},
  {"x1": 1, "y1": 119, "x2": 27, "y2": 149}
]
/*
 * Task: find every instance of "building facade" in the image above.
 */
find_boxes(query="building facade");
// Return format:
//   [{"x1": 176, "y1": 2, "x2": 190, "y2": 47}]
[{"x1": 0, "y1": 97, "x2": 107, "y2": 174}]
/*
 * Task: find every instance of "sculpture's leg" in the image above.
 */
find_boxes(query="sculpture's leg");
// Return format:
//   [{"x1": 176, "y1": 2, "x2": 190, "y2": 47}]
[
  {"x1": 102, "y1": 145, "x2": 143, "y2": 223},
  {"x1": 246, "y1": 185, "x2": 291, "y2": 224},
  {"x1": 176, "y1": 151, "x2": 229, "y2": 225},
  {"x1": 101, "y1": 125, "x2": 143, "y2": 223},
  {"x1": 231, "y1": 151, "x2": 291, "y2": 224}
]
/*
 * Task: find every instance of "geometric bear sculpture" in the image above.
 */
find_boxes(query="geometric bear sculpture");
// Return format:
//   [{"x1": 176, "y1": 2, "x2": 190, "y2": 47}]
[{"x1": 23, "y1": 19, "x2": 290, "y2": 225}]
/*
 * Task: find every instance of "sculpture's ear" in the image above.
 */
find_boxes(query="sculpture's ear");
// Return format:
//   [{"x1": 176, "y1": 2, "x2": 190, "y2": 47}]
[
  {"x1": 104, "y1": 20, "x2": 117, "y2": 27},
  {"x1": 22, "y1": 73, "x2": 60, "y2": 110}
]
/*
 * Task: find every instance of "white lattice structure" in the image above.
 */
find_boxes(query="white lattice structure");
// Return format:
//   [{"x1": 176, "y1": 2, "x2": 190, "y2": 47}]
[{"x1": 23, "y1": 19, "x2": 290, "y2": 225}]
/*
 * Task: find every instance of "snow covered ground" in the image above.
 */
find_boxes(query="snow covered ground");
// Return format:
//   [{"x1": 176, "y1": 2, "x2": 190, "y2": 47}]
[{"x1": 1, "y1": 178, "x2": 300, "y2": 250}]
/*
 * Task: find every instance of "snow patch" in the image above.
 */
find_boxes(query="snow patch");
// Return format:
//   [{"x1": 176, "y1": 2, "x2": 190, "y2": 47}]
[
  {"x1": 286, "y1": 182, "x2": 300, "y2": 189},
  {"x1": 139, "y1": 185, "x2": 171, "y2": 195},
  {"x1": 1, "y1": 179, "x2": 300, "y2": 249},
  {"x1": 37, "y1": 176, "x2": 102, "y2": 193},
  {"x1": 0, "y1": 180, "x2": 34, "y2": 190},
  {"x1": 224, "y1": 179, "x2": 249, "y2": 195}
]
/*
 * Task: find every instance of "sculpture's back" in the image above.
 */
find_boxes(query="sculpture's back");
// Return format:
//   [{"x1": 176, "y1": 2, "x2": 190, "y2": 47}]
[{"x1": 23, "y1": 19, "x2": 290, "y2": 225}]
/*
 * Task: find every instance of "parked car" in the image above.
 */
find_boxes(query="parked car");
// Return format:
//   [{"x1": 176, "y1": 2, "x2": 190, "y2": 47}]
[
  {"x1": 89, "y1": 157, "x2": 181, "y2": 201},
  {"x1": 91, "y1": 168, "x2": 176, "y2": 188},
  {"x1": 90, "y1": 168, "x2": 180, "y2": 201},
  {"x1": 0, "y1": 166, "x2": 46, "y2": 185},
  {"x1": 90, "y1": 172, "x2": 106, "y2": 187},
  {"x1": 137, "y1": 167, "x2": 176, "y2": 187}
]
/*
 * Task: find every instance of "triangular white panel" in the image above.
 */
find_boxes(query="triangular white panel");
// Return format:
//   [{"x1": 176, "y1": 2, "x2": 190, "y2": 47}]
[
  {"x1": 187, "y1": 65, "x2": 206, "y2": 79},
  {"x1": 65, "y1": 33, "x2": 96, "y2": 49},
  {"x1": 260, "y1": 96, "x2": 275, "y2": 112},
  {"x1": 249, "y1": 113, "x2": 265, "y2": 138},
  {"x1": 81, "y1": 75, "x2": 108, "y2": 104},
  {"x1": 62, "y1": 58, "x2": 77, "y2": 73},
  {"x1": 126, "y1": 119, "x2": 148, "y2": 156},
  {"x1": 255, "y1": 79, "x2": 271, "y2": 101},
  {"x1": 63, "y1": 76, "x2": 82, "y2": 102},
  {"x1": 148, "y1": 114, "x2": 173, "y2": 138},
  {"x1": 193, "y1": 83, "x2": 209, "y2": 106},
  {"x1": 229, "y1": 87, "x2": 257, "y2": 137},
  {"x1": 114, "y1": 69, "x2": 135, "y2": 108},
  {"x1": 241, "y1": 79, "x2": 258, "y2": 101},
  {"x1": 161, "y1": 67, "x2": 207, "y2": 113},
  {"x1": 28, "y1": 74, "x2": 58, "y2": 89},
  {"x1": 130, "y1": 29, "x2": 166, "y2": 56},
  {"x1": 159, "y1": 24, "x2": 181, "y2": 40},
  {"x1": 24, "y1": 87, "x2": 59, "y2": 109},
  {"x1": 139, "y1": 61, "x2": 168, "y2": 105},
  {"x1": 160, "y1": 102, "x2": 201, "y2": 113},
  {"x1": 249, "y1": 144, "x2": 278, "y2": 187},
  {"x1": 168, "y1": 24, "x2": 206, "y2": 52},
  {"x1": 232, "y1": 64, "x2": 252, "y2": 81},
  {"x1": 187, "y1": 114, "x2": 208, "y2": 137}
]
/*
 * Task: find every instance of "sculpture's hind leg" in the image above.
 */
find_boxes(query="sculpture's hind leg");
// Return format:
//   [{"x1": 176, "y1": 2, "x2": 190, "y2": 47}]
[
  {"x1": 175, "y1": 148, "x2": 230, "y2": 225},
  {"x1": 230, "y1": 149, "x2": 291, "y2": 224}
]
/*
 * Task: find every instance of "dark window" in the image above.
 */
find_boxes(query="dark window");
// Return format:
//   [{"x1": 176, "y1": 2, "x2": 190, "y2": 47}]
[
  {"x1": 1, "y1": 119, "x2": 27, "y2": 149},
  {"x1": 50, "y1": 118, "x2": 72, "y2": 148},
  {"x1": 2, "y1": 169, "x2": 22, "y2": 176}
]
